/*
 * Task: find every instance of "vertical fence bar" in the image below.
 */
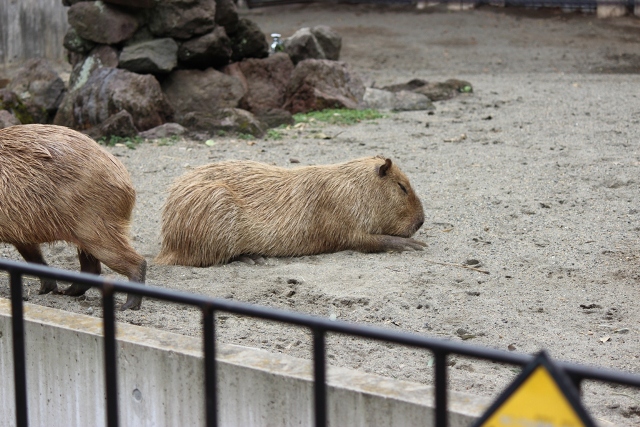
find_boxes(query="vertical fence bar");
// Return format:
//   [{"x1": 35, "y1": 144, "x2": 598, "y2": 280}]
[
  {"x1": 434, "y1": 350, "x2": 448, "y2": 427},
  {"x1": 102, "y1": 286, "x2": 119, "y2": 427},
  {"x1": 312, "y1": 327, "x2": 327, "y2": 427},
  {"x1": 202, "y1": 306, "x2": 218, "y2": 427},
  {"x1": 10, "y1": 270, "x2": 29, "y2": 427}
]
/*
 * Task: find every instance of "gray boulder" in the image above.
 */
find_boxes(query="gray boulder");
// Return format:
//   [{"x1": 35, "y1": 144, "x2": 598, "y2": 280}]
[
  {"x1": 0, "y1": 89, "x2": 32, "y2": 124},
  {"x1": 139, "y1": 122, "x2": 186, "y2": 139},
  {"x1": 361, "y1": 88, "x2": 434, "y2": 112},
  {"x1": 162, "y1": 68, "x2": 245, "y2": 119},
  {"x1": 103, "y1": 0, "x2": 154, "y2": 7},
  {"x1": 119, "y1": 38, "x2": 179, "y2": 74},
  {"x1": 181, "y1": 108, "x2": 265, "y2": 137},
  {"x1": 224, "y1": 53, "x2": 294, "y2": 115},
  {"x1": 229, "y1": 18, "x2": 269, "y2": 62},
  {"x1": 85, "y1": 110, "x2": 139, "y2": 140},
  {"x1": 63, "y1": 27, "x2": 96, "y2": 54},
  {"x1": 147, "y1": 0, "x2": 216, "y2": 40},
  {"x1": 178, "y1": 27, "x2": 232, "y2": 69},
  {"x1": 283, "y1": 59, "x2": 365, "y2": 114},
  {"x1": 54, "y1": 67, "x2": 173, "y2": 132},
  {"x1": 215, "y1": 0, "x2": 239, "y2": 35},
  {"x1": 382, "y1": 78, "x2": 473, "y2": 101},
  {"x1": 68, "y1": 45, "x2": 119, "y2": 92},
  {"x1": 68, "y1": 1, "x2": 139, "y2": 44},
  {"x1": 283, "y1": 26, "x2": 341, "y2": 65},
  {"x1": 7, "y1": 58, "x2": 66, "y2": 123},
  {"x1": 0, "y1": 110, "x2": 21, "y2": 128}
]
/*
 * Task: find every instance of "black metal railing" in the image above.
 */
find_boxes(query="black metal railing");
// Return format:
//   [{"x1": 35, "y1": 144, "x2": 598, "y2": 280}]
[{"x1": 3, "y1": 257, "x2": 640, "y2": 427}]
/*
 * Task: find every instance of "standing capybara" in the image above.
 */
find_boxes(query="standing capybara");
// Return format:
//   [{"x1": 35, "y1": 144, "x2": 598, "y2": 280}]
[
  {"x1": 156, "y1": 156, "x2": 425, "y2": 267},
  {"x1": 0, "y1": 124, "x2": 146, "y2": 310}
]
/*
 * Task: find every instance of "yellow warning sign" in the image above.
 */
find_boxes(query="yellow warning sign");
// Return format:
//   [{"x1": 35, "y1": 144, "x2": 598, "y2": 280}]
[
  {"x1": 480, "y1": 366, "x2": 585, "y2": 427},
  {"x1": 474, "y1": 351, "x2": 596, "y2": 427}
]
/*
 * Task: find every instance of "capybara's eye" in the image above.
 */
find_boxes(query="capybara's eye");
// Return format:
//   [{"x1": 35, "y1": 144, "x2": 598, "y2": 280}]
[{"x1": 398, "y1": 183, "x2": 408, "y2": 194}]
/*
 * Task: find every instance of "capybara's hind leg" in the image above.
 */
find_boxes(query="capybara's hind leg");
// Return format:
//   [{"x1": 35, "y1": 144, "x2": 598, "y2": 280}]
[
  {"x1": 63, "y1": 249, "x2": 101, "y2": 296},
  {"x1": 84, "y1": 239, "x2": 146, "y2": 311},
  {"x1": 14, "y1": 243, "x2": 58, "y2": 294}
]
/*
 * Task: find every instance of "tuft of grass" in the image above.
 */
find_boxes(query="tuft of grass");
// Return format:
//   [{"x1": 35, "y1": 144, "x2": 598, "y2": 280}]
[
  {"x1": 266, "y1": 129, "x2": 284, "y2": 140},
  {"x1": 293, "y1": 108, "x2": 384, "y2": 125},
  {"x1": 98, "y1": 135, "x2": 144, "y2": 149},
  {"x1": 238, "y1": 133, "x2": 254, "y2": 140}
]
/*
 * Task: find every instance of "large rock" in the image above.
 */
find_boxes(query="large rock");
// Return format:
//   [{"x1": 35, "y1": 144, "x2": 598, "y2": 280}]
[
  {"x1": 283, "y1": 59, "x2": 365, "y2": 114},
  {"x1": 7, "y1": 58, "x2": 66, "y2": 123},
  {"x1": 215, "y1": 0, "x2": 239, "y2": 35},
  {"x1": 0, "y1": 89, "x2": 33, "y2": 124},
  {"x1": 224, "y1": 53, "x2": 294, "y2": 115},
  {"x1": 0, "y1": 110, "x2": 21, "y2": 128},
  {"x1": 178, "y1": 27, "x2": 232, "y2": 69},
  {"x1": 119, "y1": 38, "x2": 179, "y2": 74},
  {"x1": 63, "y1": 27, "x2": 96, "y2": 54},
  {"x1": 103, "y1": 0, "x2": 154, "y2": 7},
  {"x1": 229, "y1": 18, "x2": 269, "y2": 62},
  {"x1": 311, "y1": 26, "x2": 341, "y2": 61},
  {"x1": 85, "y1": 110, "x2": 139, "y2": 140},
  {"x1": 147, "y1": 0, "x2": 216, "y2": 40},
  {"x1": 162, "y1": 68, "x2": 245, "y2": 119},
  {"x1": 68, "y1": 45, "x2": 119, "y2": 92},
  {"x1": 54, "y1": 67, "x2": 173, "y2": 132},
  {"x1": 68, "y1": 1, "x2": 139, "y2": 45},
  {"x1": 181, "y1": 108, "x2": 265, "y2": 137},
  {"x1": 283, "y1": 26, "x2": 341, "y2": 65}
]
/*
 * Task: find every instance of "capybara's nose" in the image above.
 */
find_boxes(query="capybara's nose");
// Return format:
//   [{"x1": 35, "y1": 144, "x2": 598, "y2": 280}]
[{"x1": 416, "y1": 219, "x2": 424, "y2": 230}]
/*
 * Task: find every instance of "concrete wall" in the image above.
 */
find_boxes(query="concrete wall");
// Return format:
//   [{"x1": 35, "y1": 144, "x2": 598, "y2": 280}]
[
  {"x1": 0, "y1": 298, "x2": 491, "y2": 427},
  {"x1": 0, "y1": 0, "x2": 69, "y2": 70}
]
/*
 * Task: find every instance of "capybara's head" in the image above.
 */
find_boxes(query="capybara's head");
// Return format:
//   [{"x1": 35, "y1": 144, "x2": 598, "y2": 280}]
[{"x1": 362, "y1": 157, "x2": 425, "y2": 238}]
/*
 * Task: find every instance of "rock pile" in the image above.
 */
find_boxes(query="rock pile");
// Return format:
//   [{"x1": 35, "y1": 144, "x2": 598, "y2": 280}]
[{"x1": 0, "y1": 1, "x2": 471, "y2": 138}]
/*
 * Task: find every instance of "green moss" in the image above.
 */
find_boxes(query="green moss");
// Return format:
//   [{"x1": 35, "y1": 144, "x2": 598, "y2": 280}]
[{"x1": 293, "y1": 108, "x2": 384, "y2": 126}]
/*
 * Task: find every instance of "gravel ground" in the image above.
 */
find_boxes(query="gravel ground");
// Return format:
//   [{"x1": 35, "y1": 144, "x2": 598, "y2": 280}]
[{"x1": 3, "y1": 3, "x2": 640, "y2": 425}]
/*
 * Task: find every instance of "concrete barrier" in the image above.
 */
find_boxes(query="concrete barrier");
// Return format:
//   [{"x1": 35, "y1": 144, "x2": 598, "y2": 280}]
[
  {"x1": 0, "y1": 298, "x2": 490, "y2": 427},
  {"x1": 0, "y1": 0, "x2": 69, "y2": 69}
]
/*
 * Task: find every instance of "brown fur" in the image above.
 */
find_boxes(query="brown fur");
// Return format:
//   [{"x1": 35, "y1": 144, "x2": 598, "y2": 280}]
[
  {"x1": 0, "y1": 124, "x2": 146, "y2": 310},
  {"x1": 156, "y1": 156, "x2": 425, "y2": 267}
]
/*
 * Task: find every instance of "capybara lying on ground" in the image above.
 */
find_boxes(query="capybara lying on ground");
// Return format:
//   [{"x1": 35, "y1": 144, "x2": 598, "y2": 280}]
[
  {"x1": 156, "y1": 156, "x2": 425, "y2": 267},
  {"x1": 0, "y1": 124, "x2": 146, "y2": 310}
]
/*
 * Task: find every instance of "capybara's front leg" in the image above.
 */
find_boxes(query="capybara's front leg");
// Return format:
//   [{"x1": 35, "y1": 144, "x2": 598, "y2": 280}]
[
  {"x1": 63, "y1": 249, "x2": 101, "y2": 296},
  {"x1": 14, "y1": 243, "x2": 58, "y2": 294},
  {"x1": 359, "y1": 235, "x2": 427, "y2": 253}
]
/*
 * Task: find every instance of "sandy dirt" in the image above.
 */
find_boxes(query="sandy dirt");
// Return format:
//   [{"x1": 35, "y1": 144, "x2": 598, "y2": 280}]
[{"x1": 3, "y1": 3, "x2": 640, "y2": 424}]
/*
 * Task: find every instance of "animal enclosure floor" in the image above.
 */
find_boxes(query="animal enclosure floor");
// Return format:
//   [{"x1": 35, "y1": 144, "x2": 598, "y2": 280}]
[{"x1": 3, "y1": 4, "x2": 640, "y2": 425}]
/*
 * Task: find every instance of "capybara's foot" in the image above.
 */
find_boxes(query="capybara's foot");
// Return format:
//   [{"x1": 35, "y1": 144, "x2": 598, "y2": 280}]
[
  {"x1": 379, "y1": 236, "x2": 427, "y2": 252},
  {"x1": 236, "y1": 254, "x2": 266, "y2": 265},
  {"x1": 120, "y1": 294, "x2": 142, "y2": 311},
  {"x1": 62, "y1": 283, "x2": 91, "y2": 297},
  {"x1": 38, "y1": 279, "x2": 59, "y2": 295}
]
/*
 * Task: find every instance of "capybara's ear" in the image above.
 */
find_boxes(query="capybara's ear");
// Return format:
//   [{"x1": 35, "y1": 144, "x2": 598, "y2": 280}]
[{"x1": 378, "y1": 158, "x2": 393, "y2": 177}]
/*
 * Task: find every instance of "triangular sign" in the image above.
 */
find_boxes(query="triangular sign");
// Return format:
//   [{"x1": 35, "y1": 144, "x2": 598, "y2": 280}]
[{"x1": 472, "y1": 350, "x2": 596, "y2": 427}]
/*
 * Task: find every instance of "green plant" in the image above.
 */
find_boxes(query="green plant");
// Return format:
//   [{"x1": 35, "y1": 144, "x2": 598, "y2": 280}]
[
  {"x1": 156, "y1": 135, "x2": 180, "y2": 146},
  {"x1": 266, "y1": 129, "x2": 283, "y2": 140},
  {"x1": 238, "y1": 133, "x2": 254, "y2": 140},
  {"x1": 98, "y1": 135, "x2": 144, "y2": 149},
  {"x1": 293, "y1": 108, "x2": 384, "y2": 125}
]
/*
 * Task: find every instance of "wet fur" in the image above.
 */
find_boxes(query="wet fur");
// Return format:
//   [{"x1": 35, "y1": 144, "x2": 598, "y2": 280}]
[
  {"x1": 0, "y1": 124, "x2": 146, "y2": 310},
  {"x1": 157, "y1": 156, "x2": 425, "y2": 267}
]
